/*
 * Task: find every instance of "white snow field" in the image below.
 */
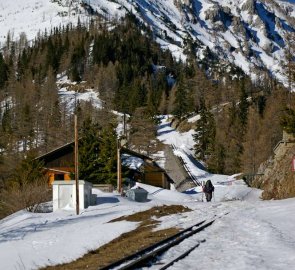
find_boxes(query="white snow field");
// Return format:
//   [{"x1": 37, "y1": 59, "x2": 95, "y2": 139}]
[
  {"x1": 1, "y1": 182, "x2": 295, "y2": 270},
  {"x1": 0, "y1": 115, "x2": 295, "y2": 270}
]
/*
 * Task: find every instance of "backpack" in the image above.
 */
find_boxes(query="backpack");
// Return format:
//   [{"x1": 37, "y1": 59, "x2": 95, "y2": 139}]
[{"x1": 204, "y1": 180, "x2": 214, "y2": 193}]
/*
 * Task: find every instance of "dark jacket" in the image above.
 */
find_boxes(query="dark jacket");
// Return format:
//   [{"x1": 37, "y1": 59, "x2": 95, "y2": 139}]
[{"x1": 203, "y1": 180, "x2": 214, "y2": 193}]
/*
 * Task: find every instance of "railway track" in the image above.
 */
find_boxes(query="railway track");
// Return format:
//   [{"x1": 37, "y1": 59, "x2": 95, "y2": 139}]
[{"x1": 101, "y1": 213, "x2": 228, "y2": 270}]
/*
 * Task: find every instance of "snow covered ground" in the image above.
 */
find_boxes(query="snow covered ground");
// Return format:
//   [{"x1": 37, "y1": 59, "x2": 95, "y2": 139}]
[
  {"x1": 1, "y1": 115, "x2": 295, "y2": 270},
  {"x1": 1, "y1": 182, "x2": 295, "y2": 270}
]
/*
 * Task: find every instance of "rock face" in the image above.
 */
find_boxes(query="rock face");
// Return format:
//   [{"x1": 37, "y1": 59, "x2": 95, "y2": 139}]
[
  {"x1": 51, "y1": 0, "x2": 81, "y2": 7},
  {"x1": 242, "y1": 0, "x2": 256, "y2": 14},
  {"x1": 253, "y1": 132, "x2": 295, "y2": 199}
]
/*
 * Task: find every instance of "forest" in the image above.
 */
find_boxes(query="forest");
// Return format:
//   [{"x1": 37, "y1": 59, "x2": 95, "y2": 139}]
[{"x1": 0, "y1": 14, "x2": 294, "y2": 217}]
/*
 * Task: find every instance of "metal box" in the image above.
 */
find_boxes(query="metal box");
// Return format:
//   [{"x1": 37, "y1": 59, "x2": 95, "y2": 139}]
[{"x1": 126, "y1": 188, "x2": 148, "y2": 202}]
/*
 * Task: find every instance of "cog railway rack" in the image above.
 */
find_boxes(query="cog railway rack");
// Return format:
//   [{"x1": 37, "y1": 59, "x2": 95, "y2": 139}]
[{"x1": 101, "y1": 213, "x2": 228, "y2": 270}]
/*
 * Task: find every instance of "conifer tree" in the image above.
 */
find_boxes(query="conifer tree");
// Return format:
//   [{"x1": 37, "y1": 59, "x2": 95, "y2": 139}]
[
  {"x1": 281, "y1": 107, "x2": 295, "y2": 135},
  {"x1": 0, "y1": 53, "x2": 8, "y2": 89},
  {"x1": 193, "y1": 97, "x2": 216, "y2": 161},
  {"x1": 79, "y1": 120, "x2": 118, "y2": 185},
  {"x1": 173, "y1": 74, "x2": 189, "y2": 120},
  {"x1": 13, "y1": 154, "x2": 44, "y2": 186},
  {"x1": 207, "y1": 143, "x2": 226, "y2": 173},
  {"x1": 39, "y1": 68, "x2": 61, "y2": 151},
  {"x1": 97, "y1": 123, "x2": 117, "y2": 185},
  {"x1": 238, "y1": 80, "x2": 249, "y2": 131},
  {"x1": 224, "y1": 102, "x2": 243, "y2": 173},
  {"x1": 79, "y1": 119, "x2": 101, "y2": 184}
]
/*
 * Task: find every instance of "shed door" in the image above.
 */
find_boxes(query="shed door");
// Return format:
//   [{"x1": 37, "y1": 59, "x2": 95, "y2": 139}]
[{"x1": 58, "y1": 185, "x2": 73, "y2": 209}]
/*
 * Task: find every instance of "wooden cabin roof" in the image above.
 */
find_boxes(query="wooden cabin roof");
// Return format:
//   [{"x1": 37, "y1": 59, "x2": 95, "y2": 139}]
[
  {"x1": 121, "y1": 147, "x2": 165, "y2": 172},
  {"x1": 36, "y1": 141, "x2": 74, "y2": 164}
]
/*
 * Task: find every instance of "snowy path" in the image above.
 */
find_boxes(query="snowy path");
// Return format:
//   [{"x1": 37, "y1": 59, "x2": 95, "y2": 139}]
[
  {"x1": 170, "y1": 199, "x2": 295, "y2": 270},
  {"x1": 146, "y1": 193, "x2": 295, "y2": 270},
  {"x1": 157, "y1": 116, "x2": 228, "y2": 184}
]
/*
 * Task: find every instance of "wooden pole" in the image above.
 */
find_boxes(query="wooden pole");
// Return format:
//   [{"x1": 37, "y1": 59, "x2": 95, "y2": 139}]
[
  {"x1": 117, "y1": 139, "x2": 122, "y2": 193},
  {"x1": 123, "y1": 113, "x2": 126, "y2": 138},
  {"x1": 75, "y1": 114, "x2": 80, "y2": 215}
]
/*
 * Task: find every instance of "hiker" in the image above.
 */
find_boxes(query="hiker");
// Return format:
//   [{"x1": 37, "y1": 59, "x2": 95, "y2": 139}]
[{"x1": 203, "y1": 180, "x2": 214, "y2": 202}]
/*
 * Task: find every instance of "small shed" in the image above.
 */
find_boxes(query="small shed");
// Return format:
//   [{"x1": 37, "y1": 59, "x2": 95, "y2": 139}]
[
  {"x1": 121, "y1": 147, "x2": 173, "y2": 189},
  {"x1": 52, "y1": 180, "x2": 93, "y2": 211},
  {"x1": 126, "y1": 188, "x2": 148, "y2": 202}
]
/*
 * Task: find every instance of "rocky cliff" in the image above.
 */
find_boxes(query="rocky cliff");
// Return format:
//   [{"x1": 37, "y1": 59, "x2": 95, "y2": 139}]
[{"x1": 253, "y1": 132, "x2": 295, "y2": 199}]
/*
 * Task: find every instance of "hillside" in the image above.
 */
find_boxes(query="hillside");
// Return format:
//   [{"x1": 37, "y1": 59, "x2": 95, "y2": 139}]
[
  {"x1": 0, "y1": 3, "x2": 294, "y2": 262},
  {"x1": 0, "y1": 122, "x2": 295, "y2": 269},
  {"x1": 0, "y1": 0, "x2": 294, "y2": 208},
  {"x1": 0, "y1": 0, "x2": 294, "y2": 88},
  {"x1": 253, "y1": 132, "x2": 295, "y2": 199}
]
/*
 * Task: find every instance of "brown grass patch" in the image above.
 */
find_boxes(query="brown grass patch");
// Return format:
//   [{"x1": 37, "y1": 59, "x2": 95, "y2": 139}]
[{"x1": 42, "y1": 205, "x2": 191, "y2": 270}]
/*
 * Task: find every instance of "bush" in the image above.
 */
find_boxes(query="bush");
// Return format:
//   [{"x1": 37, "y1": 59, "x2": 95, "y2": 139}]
[
  {"x1": 0, "y1": 176, "x2": 51, "y2": 217},
  {"x1": 0, "y1": 156, "x2": 52, "y2": 218}
]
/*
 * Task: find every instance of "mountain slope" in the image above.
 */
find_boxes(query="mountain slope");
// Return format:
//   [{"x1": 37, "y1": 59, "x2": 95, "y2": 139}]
[{"x1": 0, "y1": 0, "x2": 294, "y2": 87}]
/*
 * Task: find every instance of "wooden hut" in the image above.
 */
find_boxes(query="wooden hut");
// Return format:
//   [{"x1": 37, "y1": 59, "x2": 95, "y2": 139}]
[
  {"x1": 36, "y1": 142, "x2": 75, "y2": 184},
  {"x1": 37, "y1": 142, "x2": 173, "y2": 189},
  {"x1": 121, "y1": 147, "x2": 173, "y2": 189}
]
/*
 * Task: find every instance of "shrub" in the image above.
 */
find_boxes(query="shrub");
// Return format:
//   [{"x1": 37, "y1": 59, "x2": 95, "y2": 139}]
[
  {"x1": 0, "y1": 176, "x2": 51, "y2": 216},
  {"x1": 0, "y1": 156, "x2": 51, "y2": 218}
]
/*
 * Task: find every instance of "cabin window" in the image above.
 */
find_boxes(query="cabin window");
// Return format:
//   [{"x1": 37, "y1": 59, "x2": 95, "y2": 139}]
[{"x1": 55, "y1": 174, "x2": 65, "y2": 180}]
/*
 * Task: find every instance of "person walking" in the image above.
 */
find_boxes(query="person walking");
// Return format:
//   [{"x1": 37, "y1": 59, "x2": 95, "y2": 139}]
[{"x1": 203, "y1": 180, "x2": 214, "y2": 202}]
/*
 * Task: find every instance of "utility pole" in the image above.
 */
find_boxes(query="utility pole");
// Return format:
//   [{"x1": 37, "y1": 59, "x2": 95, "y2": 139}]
[
  {"x1": 117, "y1": 139, "x2": 122, "y2": 193},
  {"x1": 75, "y1": 114, "x2": 80, "y2": 215},
  {"x1": 123, "y1": 113, "x2": 126, "y2": 138}
]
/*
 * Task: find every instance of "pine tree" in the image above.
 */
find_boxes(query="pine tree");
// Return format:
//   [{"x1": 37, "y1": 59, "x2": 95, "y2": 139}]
[
  {"x1": 79, "y1": 119, "x2": 102, "y2": 184},
  {"x1": 238, "y1": 80, "x2": 249, "y2": 131},
  {"x1": 97, "y1": 124, "x2": 117, "y2": 185},
  {"x1": 13, "y1": 154, "x2": 44, "y2": 186},
  {"x1": 224, "y1": 102, "x2": 244, "y2": 173},
  {"x1": 0, "y1": 53, "x2": 8, "y2": 89},
  {"x1": 193, "y1": 97, "x2": 216, "y2": 161},
  {"x1": 207, "y1": 143, "x2": 226, "y2": 173},
  {"x1": 173, "y1": 74, "x2": 189, "y2": 120},
  {"x1": 79, "y1": 120, "x2": 118, "y2": 185},
  {"x1": 281, "y1": 107, "x2": 295, "y2": 135},
  {"x1": 39, "y1": 68, "x2": 62, "y2": 151},
  {"x1": 284, "y1": 32, "x2": 295, "y2": 92}
]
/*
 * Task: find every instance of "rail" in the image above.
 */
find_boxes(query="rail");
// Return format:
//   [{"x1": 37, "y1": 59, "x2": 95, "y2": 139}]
[{"x1": 100, "y1": 213, "x2": 229, "y2": 270}]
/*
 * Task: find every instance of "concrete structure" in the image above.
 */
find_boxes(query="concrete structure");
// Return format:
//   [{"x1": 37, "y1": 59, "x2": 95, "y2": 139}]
[
  {"x1": 93, "y1": 184, "x2": 114, "y2": 192},
  {"x1": 126, "y1": 188, "x2": 148, "y2": 202},
  {"x1": 273, "y1": 131, "x2": 295, "y2": 158},
  {"x1": 52, "y1": 180, "x2": 93, "y2": 211}
]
